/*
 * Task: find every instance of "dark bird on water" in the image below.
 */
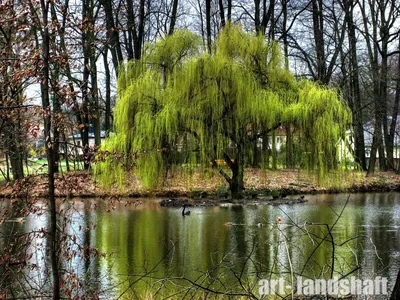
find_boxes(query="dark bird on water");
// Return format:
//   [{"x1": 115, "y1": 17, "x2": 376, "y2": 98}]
[{"x1": 182, "y1": 204, "x2": 191, "y2": 216}]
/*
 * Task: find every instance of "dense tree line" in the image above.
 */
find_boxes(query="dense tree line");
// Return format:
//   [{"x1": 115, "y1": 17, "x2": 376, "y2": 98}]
[{"x1": 1, "y1": 0, "x2": 400, "y2": 179}]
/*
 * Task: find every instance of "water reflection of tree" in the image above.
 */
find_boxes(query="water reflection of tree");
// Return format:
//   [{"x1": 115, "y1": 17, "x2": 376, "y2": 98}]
[
  {"x1": 108, "y1": 196, "x2": 381, "y2": 299},
  {"x1": 0, "y1": 190, "x2": 108, "y2": 298},
  {"x1": 0, "y1": 206, "x2": 27, "y2": 297},
  {"x1": 2, "y1": 193, "x2": 395, "y2": 298}
]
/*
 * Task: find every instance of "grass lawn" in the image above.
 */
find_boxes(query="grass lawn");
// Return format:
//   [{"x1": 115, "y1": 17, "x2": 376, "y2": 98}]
[{"x1": 0, "y1": 158, "x2": 84, "y2": 180}]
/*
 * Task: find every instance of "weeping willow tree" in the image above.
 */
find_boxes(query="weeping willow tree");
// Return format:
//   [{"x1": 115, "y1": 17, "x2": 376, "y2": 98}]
[{"x1": 96, "y1": 24, "x2": 351, "y2": 199}]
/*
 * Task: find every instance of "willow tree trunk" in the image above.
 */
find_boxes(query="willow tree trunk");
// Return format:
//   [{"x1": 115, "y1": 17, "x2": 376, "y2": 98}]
[
  {"x1": 285, "y1": 125, "x2": 295, "y2": 168},
  {"x1": 272, "y1": 131, "x2": 277, "y2": 170},
  {"x1": 229, "y1": 149, "x2": 244, "y2": 199},
  {"x1": 252, "y1": 141, "x2": 260, "y2": 168}
]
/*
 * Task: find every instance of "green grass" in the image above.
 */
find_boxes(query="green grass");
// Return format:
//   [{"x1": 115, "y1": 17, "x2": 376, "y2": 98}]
[{"x1": 0, "y1": 158, "x2": 84, "y2": 179}]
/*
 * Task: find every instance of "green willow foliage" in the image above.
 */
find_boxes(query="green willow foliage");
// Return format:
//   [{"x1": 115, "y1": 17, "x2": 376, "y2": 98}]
[{"x1": 95, "y1": 24, "x2": 351, "y2": 191}]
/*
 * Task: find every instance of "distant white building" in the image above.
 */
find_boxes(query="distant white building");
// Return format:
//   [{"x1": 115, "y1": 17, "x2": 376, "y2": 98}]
[
  {"x1": 363, "y1": 117, "x2": 400, "y2": 159},
  {"x1": 344, "y1": 116, "x2": 400, "y2": 167},
  {"x1": 67, "y1": 128, "x2": 106, "y2": 156}
]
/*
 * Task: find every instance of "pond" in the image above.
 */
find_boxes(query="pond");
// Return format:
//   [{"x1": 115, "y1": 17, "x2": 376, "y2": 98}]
[{"x1": 1, "y1": 192, "x2": 400, "y2": 298}]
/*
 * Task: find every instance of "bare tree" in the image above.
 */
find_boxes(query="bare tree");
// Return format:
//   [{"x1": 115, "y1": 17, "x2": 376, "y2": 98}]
[
  {"x1": 358, "y1": 0, "x2": 400, "y2": 173},
  {"x1": 339, "y1": 0, "x2": 367, "y2": 170},
  {"x1": 37, "y1": 0, "x2": 61, "y2": 296},
  {"x1": 0, "y1": 0, "x2": 33, "y2": 180}
]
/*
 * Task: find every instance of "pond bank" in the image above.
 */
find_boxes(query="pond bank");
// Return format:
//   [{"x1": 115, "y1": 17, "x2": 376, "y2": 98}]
[{"x1": 0, "y1": 169, "x2": 399, "y2": 200}]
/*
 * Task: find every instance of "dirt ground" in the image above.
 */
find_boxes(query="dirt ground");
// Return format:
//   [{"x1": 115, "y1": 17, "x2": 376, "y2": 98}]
[{"x1": 1, "y1": 168, "x2": 399, "y2": 199}]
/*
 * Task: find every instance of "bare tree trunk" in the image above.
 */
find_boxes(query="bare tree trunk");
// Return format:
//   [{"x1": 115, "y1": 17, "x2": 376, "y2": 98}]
[
  {"x1": 311, "y1": 0, "x2": 326, "y2": 82},
  {"x1": 254, "y1": 0, "x2": 274, "y2": 37},
  {"x1": 63, "y1": 133, "x2": 70, "y2": 172},
  {"x1": 218, "y1": 0, "x2": 226, "y2": 28},
  {"x1": 51, "y1": 95, "x2": 61, "y2": 173},
  {"x1": 135, "y1": 0, "x2": 145, "y2": 60},
  {"x1": 39, "y1": 0, "x2": 60, "y2": 297},
  {"x1": 205, "y1": 0, "x2": 212, "y2": 54},
  {"x1": 100, "y1": 0, "x2": 123, "y2": 73},
  {"x1": 50, "y1": 2, "x2": 61, "y2": 173},
  {"x1": 281, "y1": 0, "x2": 289, "y2": 68},
  {"x1": 265, "y1": 0, "x2": 275, "y2": 40},
  {"x1": 379, "y1": 31, "x2": 389, "y2": 171},
  {"x1": 282, "y1": 0, "x2": 293, "y2": 168},
  {"x1": 363, "y1": 0, "x2": 394, "y2": 173},
  {"x1": 197, "y1": 0, "x2": 206, "y2": 48},
  {"x1": 254, "y1": 0, "x2": 261, "y2": 33},
  {"x1": 5, "y1": 153, "x2": 10, "y2": 181},
  {"x1": 81, "y1": 0, "x2": 92, "y2": 169},
  {"x1": 393, "y1": 57, "x2": 400, "y2": 172},
  {"x1": 87, "y1": 0, "x2": 101, "y2": 146},
  {"x1": 361, "y1": 0, "x2": 380, "y2": 174},
  {"x1": 168, "y1": 0, "x2": 179, "y2": 35},
  {"x1": 386, "y1": 42, "x2": 400, "y2": 171},
  {"x1": 103, "y1": 47, "x2": 112, "y2": 135},
  {"x1": 367, "y1": 71, "x2": 383, "y2": 174},
  {"x1": 126, "y1": 0, "x2": 135, "y2": 60},
  {"x1": 9, "y1": 148, "x2": 24, "y2": 180},
  {"x1": 227, "y1": 0, "x2": 232, "y2": 21},
  {"x1": 51, "y1": 0, "x2": 86, "y2": 162},
  {"x1": 9, "y1": 119, "x2": 24, "y2": 180},
  {"x1": 342, "y1": 0, "x2": 366, "y2": 170}
]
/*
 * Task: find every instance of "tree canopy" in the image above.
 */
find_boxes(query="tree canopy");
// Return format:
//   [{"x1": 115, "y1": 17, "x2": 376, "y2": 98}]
[{"x1": 96, "y1": 24, "x2": 351, "y2": 198}]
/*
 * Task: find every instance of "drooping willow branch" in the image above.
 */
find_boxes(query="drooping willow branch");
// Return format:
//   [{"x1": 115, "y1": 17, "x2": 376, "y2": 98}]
[{"x1": 95, "y1": 24, "x2": 351, "y2": 192}]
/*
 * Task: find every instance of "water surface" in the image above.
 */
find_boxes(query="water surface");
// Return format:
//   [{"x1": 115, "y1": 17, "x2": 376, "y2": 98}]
[{"x1": 1, "y1": 192, "x2": 399, "y2": 298}]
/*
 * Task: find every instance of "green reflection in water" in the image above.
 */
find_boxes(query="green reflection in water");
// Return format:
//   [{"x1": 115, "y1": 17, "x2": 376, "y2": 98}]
[
  {"x1": 3, "y1": 193, "x2": 399, "y2": 298},
  {"x1": 83, "y1": 193, "x2": 400, "y2": 298}
]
